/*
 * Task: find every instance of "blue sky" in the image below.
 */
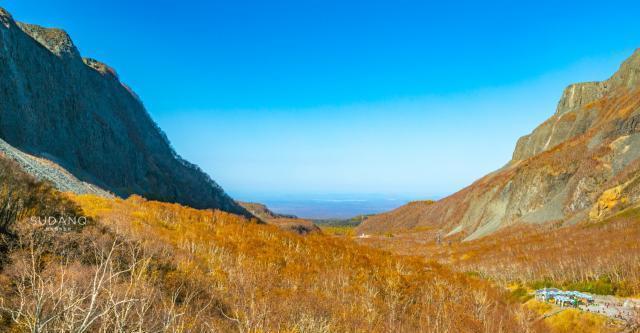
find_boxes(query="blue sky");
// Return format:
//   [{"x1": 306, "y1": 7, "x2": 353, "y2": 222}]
[{"x1": 3, "y1": 1, "x2": 640, "y2": 201}]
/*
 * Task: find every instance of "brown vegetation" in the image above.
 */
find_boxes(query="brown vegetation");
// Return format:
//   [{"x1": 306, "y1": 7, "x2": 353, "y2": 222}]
[
  {"x1": 525, "y1": 300, "x2": 620, "y2": 333},
  {"x1": 0, "y1": 192, "x2": 545, "y2": 332},
  {"x1": 0, "y1": 155, "x2": 80, "y2": 234},
  {"x1": 358, "y1": 204, "x2": 640, "y2": 298},
  {"x1": 358, "y1": 200, "x2": 436, "y2": 234},
  {"x1": 238, "y1": 201, "x2": 320, "y2": 235}
]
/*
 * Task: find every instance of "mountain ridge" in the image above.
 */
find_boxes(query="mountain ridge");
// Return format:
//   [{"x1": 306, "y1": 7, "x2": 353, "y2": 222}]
[
  {"x1": 0, "y1": 7, "x2": 249, "y2": 216},
  {"x1": 358, "y1": 49, "x2": 640, "y2": 240}
]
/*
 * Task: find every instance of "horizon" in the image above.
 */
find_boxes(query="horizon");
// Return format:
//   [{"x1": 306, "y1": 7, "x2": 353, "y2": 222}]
[
  {"x1": 4, "y1": 1, "x2": 640, "y2": 214},
  {"x1": 1, "y1": 4, "x2": 640, "y2": 330}
]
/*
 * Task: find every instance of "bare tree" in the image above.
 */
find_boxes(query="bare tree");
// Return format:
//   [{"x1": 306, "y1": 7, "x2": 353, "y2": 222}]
[{"x1": 0, "y1": 233, "x2": 154, "y2": 333}]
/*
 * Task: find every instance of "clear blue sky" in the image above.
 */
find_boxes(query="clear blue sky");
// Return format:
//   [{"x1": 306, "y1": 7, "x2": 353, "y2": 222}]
[{"x1": 3, "y1": 1, "x2": 640, "y2": 201}]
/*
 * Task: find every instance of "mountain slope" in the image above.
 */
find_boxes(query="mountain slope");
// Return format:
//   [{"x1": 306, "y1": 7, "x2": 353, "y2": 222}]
[
  {"x1": 237, "y1": 201, "x2": 321, "y2": 234},
  {"x1": 358, "y1": 49, "x2": 640, "y2": 240},
  {"x1": 0, "y1": 137, "x2": 111, "y2": 197},
  {"x1": 237, "y1": 201, "x2": 297, "y2": 220},
  {"x1": 0, "y1": 8, "x2": 247, "y2": 216}
]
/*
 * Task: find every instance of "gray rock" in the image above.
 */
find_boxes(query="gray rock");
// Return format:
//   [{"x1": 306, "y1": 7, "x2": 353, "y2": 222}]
[
  {"x1": 512, "y1": 49, "x2": 640, "y2": 162},
  {"x1": 0, "y1": 137, "x2": 112, "y2": 197},
  {"x1": 555, "y1": 82, "x2": 607, "y2": 116},
  {"x1": 0, "y1": 7, "x2": 249, "y2": 216},
  {"x1": 358, "y1": 48, "x2": 640, "y2": 240}
]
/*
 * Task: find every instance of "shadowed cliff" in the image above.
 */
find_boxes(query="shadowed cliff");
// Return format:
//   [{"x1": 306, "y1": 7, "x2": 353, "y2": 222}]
[{"x1": 0, "y1": 8, "x2": 248, "y2": 216}]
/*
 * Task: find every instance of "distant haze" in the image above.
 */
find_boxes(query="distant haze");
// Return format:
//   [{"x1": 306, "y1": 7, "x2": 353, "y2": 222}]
[{"x1": 243, "y1": 194, "x2": 420, "y2": 219}]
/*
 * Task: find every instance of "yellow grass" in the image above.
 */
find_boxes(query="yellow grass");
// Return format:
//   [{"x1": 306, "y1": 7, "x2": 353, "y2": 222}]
[
  {"x1": 525, "y1": 300, "x2": 619, "y2": 333},
  {"x1": 545, "y1": 309, "x2": 615, "y2": 333},
  {"x1": 320, "y1": 225, "x2": 356, "y2": 236},
  {"x1": 61, "y1": 194, "x2": 540, "y2": 332},
  {"x1": 525, "y1": 299, "x2": 553, "y2": 316}
]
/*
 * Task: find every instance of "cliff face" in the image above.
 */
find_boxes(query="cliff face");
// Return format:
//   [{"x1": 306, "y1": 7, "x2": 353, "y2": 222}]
[
  {"x1": 0, "y1": 8, "x2": 248, "y2": 216},
  {"x1": 358, "y1": 49, "x2": 640, "y2": 240}
]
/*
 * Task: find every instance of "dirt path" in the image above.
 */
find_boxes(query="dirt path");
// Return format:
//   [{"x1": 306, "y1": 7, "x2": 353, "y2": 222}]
[{"x1": 579, "y1": 295, "x2": 638, "y2": 323}]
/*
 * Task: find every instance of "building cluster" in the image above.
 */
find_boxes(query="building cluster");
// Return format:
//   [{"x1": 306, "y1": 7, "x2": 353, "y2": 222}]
[{"x1": 535, "y1": 288, "x2": 595, "y2": 307}]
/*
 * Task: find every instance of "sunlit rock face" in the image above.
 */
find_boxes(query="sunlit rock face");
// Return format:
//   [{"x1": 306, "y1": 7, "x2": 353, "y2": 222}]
[
  {"x1": 0, "y1": 7, "x2": 248, "y2": 216},
  {"x1": 358, "y1": 49, "x2": 640, "y2": 240}
]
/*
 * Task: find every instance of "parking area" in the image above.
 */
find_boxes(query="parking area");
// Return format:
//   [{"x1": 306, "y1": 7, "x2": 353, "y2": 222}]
[
  {"x1": 580, "y1": 295, "x2": 638, "y2": 322},
  {"x1": 535, "y1": 288, "x2": 639, "y2": 323}
]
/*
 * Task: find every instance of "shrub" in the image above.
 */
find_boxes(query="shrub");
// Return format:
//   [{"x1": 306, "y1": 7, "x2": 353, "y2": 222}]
[{"x1": 0, "y1": 156, "x2": 81, "y2": 234}]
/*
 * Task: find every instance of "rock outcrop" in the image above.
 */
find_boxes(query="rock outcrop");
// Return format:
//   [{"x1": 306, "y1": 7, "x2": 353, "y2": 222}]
[
  {"x1": 0, "y1": 7, "x2": 248, "y2": 216},
  {"x1": 358, "y1": 49, "x2": 640, "y2": 240},
  {"x1": 0, "y1": 137, "x2": 111, "y2": 197}
]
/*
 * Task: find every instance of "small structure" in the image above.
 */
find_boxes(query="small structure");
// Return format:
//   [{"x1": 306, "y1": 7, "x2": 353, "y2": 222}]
[
  {"x1": 554, "y1": 295, "x2": 577, "y2": 307},
  {"x1": 535, "y1": 288, "x2": 593, "y2": 307},
  {"x1": 535, "y1": 288, "x2": 560, "y2": 302},
  {"x1": 569, "y1": 291, "x2": 594, "y2": 305}
]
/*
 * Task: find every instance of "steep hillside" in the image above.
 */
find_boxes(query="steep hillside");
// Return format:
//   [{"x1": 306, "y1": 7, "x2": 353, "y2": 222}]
[
  {"x1": 358, "y1": 206, "x2": 640, "y2": 297},
  {"x1": 359, "y1": 49, "x2": 640, "y2": 240},
  {"x1": 0, "y1": 137, "x2": 111, "y2": 197},
  {"x1": 358, "y1": 200, "x2": 436, "y2": 234},
  {"x1": 0, "y1": 8, "x2": 247, "y2": 216}
]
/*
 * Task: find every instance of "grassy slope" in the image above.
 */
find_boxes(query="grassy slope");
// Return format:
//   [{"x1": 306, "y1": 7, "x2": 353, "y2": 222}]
[
  {"x1": 0, "y1": 183, "x2": 547, "y2": 332},
  {"x1": 358, "y1": 205, "x2": 640, "y2": 297},
  {"x1": 65, "y1": 194, "x2": 540, "y2": 332}
]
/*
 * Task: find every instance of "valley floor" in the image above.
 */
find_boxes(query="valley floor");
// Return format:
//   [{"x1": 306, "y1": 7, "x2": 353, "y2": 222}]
[
  {"x1": 0, "y1": 188, "x2": 546, "y2": 332},
  {"x1": 346, "y1": 206, "x2": 640, "y2": 332},
  {"x1": 0, "y1": 152, "x2": 637, "y2": 332}
]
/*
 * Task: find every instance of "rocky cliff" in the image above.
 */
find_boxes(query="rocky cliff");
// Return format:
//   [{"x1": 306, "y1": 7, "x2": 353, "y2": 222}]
[
  {"x1": 358, "y1": 49, "x2": 640, "y2": 240},
  {"x1": 0, "y1": 7, "x2": 248, "y2": 216}
]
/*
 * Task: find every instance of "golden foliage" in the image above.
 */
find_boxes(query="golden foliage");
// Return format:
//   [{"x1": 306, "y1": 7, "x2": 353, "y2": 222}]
[
  {"x1": 524, "y1": 300, "x2": 617, "y2": 333},
  {"x1": 545, "y1": 309, "x2": 616, "y2": 333},
  {"x1": 54, "y1": 194, "x2": 541, "y2": 332},
  {"x1": 590, "y1": 185, "x2": 626, "y2": 220},
  {"x1": 320, "y1": 225, "x2": 356, "y2": 237},
  {"x1": 359, "y1": 205, "x2": 640, "y2": 297},
  {"x1": 525, "y1": 300, "x2": 553, "y2": 316}
]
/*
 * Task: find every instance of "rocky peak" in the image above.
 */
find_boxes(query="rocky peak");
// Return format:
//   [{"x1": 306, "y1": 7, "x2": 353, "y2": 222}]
[
  {"x1": 0, "y1": 6, "x2": 251, "y2": 217},
  {"x1": 608, "y1": 48, "x2": 640, "y2": 90},
  {"x1": 360, "y1": 48, "x2": 640, "y2": 241},
  {"x1": 83, "y1": 57, "x2": 118, "y2": 78},
  {"x1": 555, "y1": 81, "x2": 607, "y2": 115},
  {"x1": 0, "y1": 7, "x2": 14, "y2": 28},
  {"x1": 513, "y1": 50, "x2": 640, "y2": 162},
  {"x1": 554, "y1": 49, "x2": 640, "y2": 116},
  {"x1": 16, "y1": 22, "x2": 79, "y2": 59}
]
